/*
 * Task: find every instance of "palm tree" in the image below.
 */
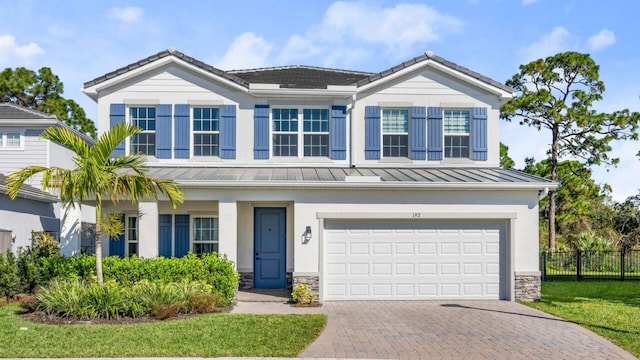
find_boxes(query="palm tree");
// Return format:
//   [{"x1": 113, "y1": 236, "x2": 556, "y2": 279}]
[{"x1": 5, "y1": 122, "x2": 184, "y2": 283}]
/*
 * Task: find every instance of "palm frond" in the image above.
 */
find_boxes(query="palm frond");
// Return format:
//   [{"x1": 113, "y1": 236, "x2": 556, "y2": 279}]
[
  {"x1": 93, "y1": 122, "x2": 142, "y2": 164},
  {"x1": 40, "y1": 126, "x2": 89, "y2": 159},
  {"x1": 104, "y1": 175, "x2": 184, "y2": 208},
  {"x1": 5, "y1": 166, "x2": 72, "y2": 200}
]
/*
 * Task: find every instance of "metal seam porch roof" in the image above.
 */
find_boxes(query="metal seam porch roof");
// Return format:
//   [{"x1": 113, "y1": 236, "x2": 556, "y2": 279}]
[{"x1": 146, "y1": 167, "x2": 554, "y2": 190}]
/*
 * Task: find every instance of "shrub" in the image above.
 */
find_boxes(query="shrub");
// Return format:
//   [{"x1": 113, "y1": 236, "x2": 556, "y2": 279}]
[
  {"x1": 152, "y1": 302, "x2": 184, "y2": 320},
  {"x1": 189, "y1": 292, "x2": 227, "y2": 313},
  {"x1": 0, "y1": 252, "x2": 19, "y2": 298},
  {"x1": 291, "y1": 283, "x2": 316, "y2": 305}
]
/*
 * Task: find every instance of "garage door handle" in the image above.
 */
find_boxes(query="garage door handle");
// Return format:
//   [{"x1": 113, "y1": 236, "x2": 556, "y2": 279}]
[{"x1": 255, "y1": 257, "x2": 261, "y2": 260}]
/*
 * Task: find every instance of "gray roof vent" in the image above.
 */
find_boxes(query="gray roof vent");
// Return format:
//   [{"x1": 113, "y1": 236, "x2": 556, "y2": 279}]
[{"x1": 426, "y1": 50, "x2": 434, "y2": 57}]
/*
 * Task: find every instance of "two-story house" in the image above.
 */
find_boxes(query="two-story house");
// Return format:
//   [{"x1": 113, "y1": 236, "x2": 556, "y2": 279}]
[
  {"x1": 83, "y1": 48, "x2": 554, "y2": 302},
  {"x1": 0, "y1": 103, "x2": 95, "y2": 255}
]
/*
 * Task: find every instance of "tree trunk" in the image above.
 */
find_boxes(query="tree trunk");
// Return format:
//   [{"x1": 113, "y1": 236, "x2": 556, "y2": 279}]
[
  {"x1": 548, "y1": 190, "x2": 556, "y2": 251},
  {"x1": 94, "y1": 202, "x2": 104, "y2": 284},
  {"x1": 549, "y1": 125, "x2": 559, "y2": 251}
]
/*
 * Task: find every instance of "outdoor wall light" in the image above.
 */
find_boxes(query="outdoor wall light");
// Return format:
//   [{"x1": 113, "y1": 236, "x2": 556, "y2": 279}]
[{"x1": 303, "y1": 226, "x2": 312, "y2": 243}]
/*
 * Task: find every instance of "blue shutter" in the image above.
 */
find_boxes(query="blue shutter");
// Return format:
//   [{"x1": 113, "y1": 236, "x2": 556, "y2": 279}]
[
  {"x1": 109, "y1": 104, "x2": 126, "y2": 157},
  {"x1": 220, "y1": 105, "x2": 237, "y2": 159},
  {"x1": 472, "y1": 107, "x2": 488, "y2": 161},
  {"x1": 109, "y1": 214, "x2": 125, "y2": 258},
  {"x1": 254, "y1": 104, "x2": 270, "y2": 159},
  {"x1": 158, "y1": 214, "x2": 172, "y2": 258},
  {"x1": 409, "y1": 107, "x2": 427, "y2": 160},
  {"x1": 174, "y1": 214, "x2": 190, "y2": 258},
  {"x1": 174, "y1": 104, "x2": 190, "y2": 159},
  {"x1": 427, "y1": 107, "x2": 443, "y2": 160},
  {"x1": 364, "y1": 106, "x2": 381, "y2": 160},
  {"x1": 330, "y1": 105, "x2": 347, "y2": 160},
  {"x1": 156, "y1": 104, "x2": 172, "y2": 159}
]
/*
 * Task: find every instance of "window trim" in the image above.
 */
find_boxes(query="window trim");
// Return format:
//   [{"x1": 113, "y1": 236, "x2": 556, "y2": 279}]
[
  {"x1": 271, "y1": 106, "x2": 331, "y2": 158},
  {"x1": 127, "y1": 106, "x2": 157, "y2": 157},
  {"x1": 191, "y1": 215, "x2": 219, "y2": 255},
  {"x1": 191, "y1": 106, "x2": 221, "y2": 158},
  {"x1": 0, "y1": 130, "x2": 24, "y2": 150},
  {"x1": 381, "y1": 108, "x2": 409, "y2": 158},
  {"x1": 443, "y1": 108, "x2": 471, "y2": 159},
  {"x1": 125, "y1": 215, "x2": 138, "y2": 257}
]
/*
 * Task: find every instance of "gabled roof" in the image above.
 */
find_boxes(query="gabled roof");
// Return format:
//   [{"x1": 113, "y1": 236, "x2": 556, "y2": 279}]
[
  {"x1": 0, "y1": 173, "x2": 58, "y2": 203},
  {"x1": 357, "y1": 51, "x2": 514, "y2": 93},
  {"x1": 144, "y1": 166, "x2": 554, "y2": 191},
  {"x1": 0, "y1": 103, "x2": 95, "y2": 144},
  {"x1": 0, "y1": 102, "x2": 57, "y2": 120},
  {"x1": 83, "y1": 48, "x2": 250, "y2": 89},
  {"x1": 83, "y1": 48, "x2": 513, "y2": 95}
]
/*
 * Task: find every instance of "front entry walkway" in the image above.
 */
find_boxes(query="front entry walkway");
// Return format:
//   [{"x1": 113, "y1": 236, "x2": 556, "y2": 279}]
[{"x1": 301, "y1": 301, "x2": 636, "y2": 359}]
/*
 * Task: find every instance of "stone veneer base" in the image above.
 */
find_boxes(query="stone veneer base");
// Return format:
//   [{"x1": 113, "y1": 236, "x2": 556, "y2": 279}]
[
  {"x1": 514, "y1": 273, "x2": 541, "y2": 301},
  {"x1": 238, "y1": 271, "x2": 294, "y2": 290}
]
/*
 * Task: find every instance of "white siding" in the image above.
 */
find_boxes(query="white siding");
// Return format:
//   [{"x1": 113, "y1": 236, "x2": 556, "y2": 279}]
[{"x1": 0, "y1": 128, "x2": 48, "y2": 187}]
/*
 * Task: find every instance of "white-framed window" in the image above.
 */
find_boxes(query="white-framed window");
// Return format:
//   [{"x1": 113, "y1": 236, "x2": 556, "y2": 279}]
[
  {"x1": 192, "y1": 107, "x2": 220, "y2": 157},
  {"x1": 126, "y1": 216, "x2": 138, "y2": 256},
  {"x1": 382, "y1": 109, "x2": 409, "y2": 158},
  {"x1": 444, "y1": 109, "x2": 470, "y2": 158},
  {"x1": 272, "y1": 108, "x2": 299, "y2": 156},
  {"x1": 271, "y1": 107, "x2": 331, "y2": 157},
  {"x1": 192, "y1": 216, "x2": 218, "y2": 255},
  {"x1": 303, "y1": 109, "x2": 329, "y2": 157},
  {"x1": 0, "y1": 132, "x2": 23, "y2": 149},
  {"x1": 129, "y1": 107, "x2": 156, "y2": 156}
]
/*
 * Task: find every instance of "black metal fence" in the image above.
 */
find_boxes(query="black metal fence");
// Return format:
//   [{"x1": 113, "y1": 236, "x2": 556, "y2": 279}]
[{"x1": 540, "y1": 250, "x2": 640, "y2": 281}]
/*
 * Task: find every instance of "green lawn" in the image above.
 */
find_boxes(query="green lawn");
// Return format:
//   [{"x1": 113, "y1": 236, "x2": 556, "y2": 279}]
[
  {"x1": 0, "y1": 304, "x2": 326, "y2": 358},
  {"x1": 524, "y1": 281, "x2": 640, "y2": 357}
]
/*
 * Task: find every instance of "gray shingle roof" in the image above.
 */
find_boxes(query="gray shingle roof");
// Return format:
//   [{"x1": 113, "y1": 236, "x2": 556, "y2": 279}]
[
  {"x1": 0, "y1": 173, "x2": 58, "y2": 203},
  {"x1": 356, "y1": 52, "x2": 514, "y2": 93},
  {"x1": 83, "y1": 48, "x2": 513, "y2": 93},
  {"x1": 230, "y1": 66, "x2": 372, "y2": 89},
  {"x1": 0, "y1": 102, "x2": 57, "y2": 119},
  {"x1": 0, "y1": 103, "x2": 95, "y2": 144},
  {"x1": 145, "y1": 167, "x2": 552, "y2": 189}
]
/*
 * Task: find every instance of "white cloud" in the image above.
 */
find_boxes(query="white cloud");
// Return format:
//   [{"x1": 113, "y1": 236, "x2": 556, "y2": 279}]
[
  {"x1": 587, "y1": 29, "x2": 616, "y2": 51},
  {"x1": 279, "y1": 2, "x2": 463, "y2": 67},
  {"x1": 48, "y1": 25, "x2": 74, "y2": 38},
  {"x1": 107, "y1": 6, "x2": 144, "y2": 23},
  {"x1": 519, "y1": 26, "x2": 576, "y2": 62},
  {"x1": 0, "y1": 35, "x2": 44, "y2": 67},
  {"x1": 215, "y1": 32, "x2": 273, "y2": 70},
  {"x1": 522, "y1": 0, "x2": 539, "y2": 5}
]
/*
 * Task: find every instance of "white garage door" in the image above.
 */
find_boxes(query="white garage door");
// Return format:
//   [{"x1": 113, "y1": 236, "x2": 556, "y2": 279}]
[{"x1": 324, "y1": 220, "x2": 504, "y2": 300}]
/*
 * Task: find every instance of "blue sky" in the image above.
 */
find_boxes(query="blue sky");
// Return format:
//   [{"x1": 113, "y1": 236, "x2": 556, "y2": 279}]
[{"x1": 1, "y1": 0, "x2": 639, "y2": 201}]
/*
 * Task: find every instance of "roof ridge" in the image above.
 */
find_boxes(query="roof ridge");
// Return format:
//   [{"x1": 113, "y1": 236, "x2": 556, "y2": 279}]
[
  {"x1": 228, "y1": 65, "x2": 374, "y2": 76},
  {"x1": 0, "y1": 102, "x2": 57, "y2": 119}
]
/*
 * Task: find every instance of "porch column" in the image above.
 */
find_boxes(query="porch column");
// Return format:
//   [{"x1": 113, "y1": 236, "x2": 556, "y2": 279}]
[
  {"x1": 59, "y1": 203, "x2": 81, "y2": 256},
  {"x1": 138, "y1": 201, "x2": 159, "y2": 258},
  {"x1": 218, "y1": 200, "x2": 238, "y2": 265}
]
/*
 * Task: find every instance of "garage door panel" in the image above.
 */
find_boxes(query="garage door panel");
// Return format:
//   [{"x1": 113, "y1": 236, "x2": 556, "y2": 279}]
[{"x1": 324, "y1": 220, "x2": 503, "y2": 300}]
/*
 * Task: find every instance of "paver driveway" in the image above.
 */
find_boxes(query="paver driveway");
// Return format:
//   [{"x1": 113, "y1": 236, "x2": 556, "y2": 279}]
[{"x1": 301, "y1": 301, "x2": 636, "y2": 360}]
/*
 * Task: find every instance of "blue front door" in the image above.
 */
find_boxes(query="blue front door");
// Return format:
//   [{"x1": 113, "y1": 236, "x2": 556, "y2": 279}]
[{"x1": 254, "y1": 207, "x2": 286, "y2": 288}]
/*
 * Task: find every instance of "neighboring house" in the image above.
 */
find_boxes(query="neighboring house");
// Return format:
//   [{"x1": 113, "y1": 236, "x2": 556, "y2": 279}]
[
  {"x1": 0, "y1": 103, "x2": 95, "y2": 255},
  {"x1": 82, "y1": 48, "x2": 555, "y2": 302}
]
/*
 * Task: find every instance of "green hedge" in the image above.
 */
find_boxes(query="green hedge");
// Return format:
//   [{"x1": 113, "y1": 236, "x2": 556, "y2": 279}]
[{"x1": 0, "y1": 250, "x2": 239, "y2": 304}]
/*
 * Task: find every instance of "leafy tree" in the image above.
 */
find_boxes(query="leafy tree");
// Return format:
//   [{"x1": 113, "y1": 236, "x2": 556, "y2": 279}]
[
  {"x1": 612, "y1": 194, "x2": 640, "y2": 250},
  {"x1": 0, "y1": 67, "x2": 97, "y2": 138},
  {"x1": 524, "y1": 158, "x2": 608, "y2": 249},
  {"x1": 499, "y1": 142, "x2": 515, "y2": 169},
  {"x1": 5, "y1": 123, "x2": 184, "y2": 284},
  {"x1": 501, "y1": 52, "x2": 640, "y2": 250}
]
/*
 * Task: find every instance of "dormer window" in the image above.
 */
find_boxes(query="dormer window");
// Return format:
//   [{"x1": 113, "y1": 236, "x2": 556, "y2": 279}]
[
  {"x1": 444, "y1": 109, "x2": 470, "y2": 158},
  {"x1": 382, "y1": 109, "x2": 409, "y2": 158},
  {"x1": 129, "y1": 107, "x2": 156, "y2": 156}
]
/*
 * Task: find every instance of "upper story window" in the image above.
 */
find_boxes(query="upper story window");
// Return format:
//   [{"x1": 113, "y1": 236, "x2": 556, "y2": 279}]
[
  {"x1": 303, "y1": 109, "x2": 329, "y2": 157},
  {"x1": 193, "y1": 216, "x2": 218, "y2": 255},
  {"x1": 382, "y1": 109, "x2": 409, "y2": 158},
  {"x1": 126, "y1": 216, "x2": 138, "y2": 257},
  {"x1": 0, "y1": 132, "x2": 22, "y2": 149},
  {"x1": 444, "y1": 109, "x2": 470, "y2": 158},
  {"x1": 193, "y1": 107, "x2": 220, "y2": 157},
  {"x1": 129, "y1": 107, "x2": 156, "y2": 156},
  {"x1": 272, "y1": 108, "x2": 299, "y2": 156}
]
